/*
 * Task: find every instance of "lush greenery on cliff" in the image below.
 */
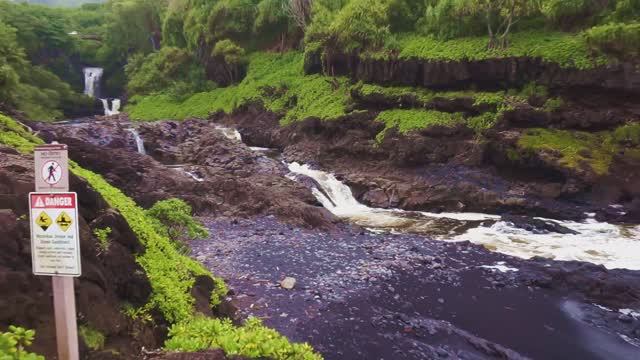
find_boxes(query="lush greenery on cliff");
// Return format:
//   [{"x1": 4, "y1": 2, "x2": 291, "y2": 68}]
[{"x1": 1, "y1": 0, "x2": 638, "y2": 121}]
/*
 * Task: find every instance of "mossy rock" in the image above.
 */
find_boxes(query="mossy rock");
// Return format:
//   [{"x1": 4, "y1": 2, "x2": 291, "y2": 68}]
[{"x1": 517, "y1": 128, "x2": 616, "y2": 176}]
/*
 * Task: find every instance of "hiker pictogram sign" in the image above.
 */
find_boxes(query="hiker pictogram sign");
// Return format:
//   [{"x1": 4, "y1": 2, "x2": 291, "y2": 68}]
[
  {"x1": 42, "y1": 160, "x2": 62, "y2": 185},
  {"x1": 34, "y1": 144, "x2": 68, "y2": 192},
  {"x1": 29, "y1": 192, "x2": 81, "y2": 277}
]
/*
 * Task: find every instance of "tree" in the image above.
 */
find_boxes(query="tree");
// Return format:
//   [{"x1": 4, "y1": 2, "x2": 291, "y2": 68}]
[
  {"x1": 211, "y1": 39, "x2": 246, "y2": 84},
  {"x1": 283, "y1": 0, "x2": 313, "y2": 31},
  {"x1": 455, "y1": 0, "x2": 542, "y2": 48}
]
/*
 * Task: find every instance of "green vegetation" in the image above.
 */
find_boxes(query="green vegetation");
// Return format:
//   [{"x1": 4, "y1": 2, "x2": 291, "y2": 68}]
[
  {"x1": 93, "y1": 227, "x2": 112, "y2": 252},
  {"x1": 517, "y1": 128, "x2": 616, "y2": 175},
  {"x1": 612, "y1": 123, "x2": 640, "y2": 146},
  {"x1": 165, "y1": 316, "x2": 321, "y2": 359},
  {"x1": 0, "y1": 114, "x2": 44, "y2": 152},
  {"x1": 125, "y1": 47, "x2": 212, "y2": 100},
  {"x1": 585, "y1": 22, "x2": 640, "y2": 60},
  {"x1": 375, "y1": 109, "x2": 464, "y2": 141},
  {"x1": 78, "y1": 325, "x2": 105, "y2": 351},
  {"x1": 128, "y1": 52, "x2": 351, "y2": 123},
  {"x1": 370, "y1": 31, "x2": 607, "y2": 69},
  {"x1": 0, "y1": 326, "x2": 44, "y2": 360},
  {"x1": 70, "y1": 164, "x2": 226, "y2": 323},
  {"x1": 146, "y1": 198, "x2": 209, "y2": 243},
  {"x1": 355, "y1": 82, "x2": 508, "y2": 107},
  {"x1": 0, "y1": 112, "x2": 319, "y2": 358}
]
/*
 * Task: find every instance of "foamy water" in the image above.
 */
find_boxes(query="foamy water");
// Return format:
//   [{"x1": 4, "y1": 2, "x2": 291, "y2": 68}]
[{"x1": 287, "y1": 162, "x2": 640, "y2": 270}]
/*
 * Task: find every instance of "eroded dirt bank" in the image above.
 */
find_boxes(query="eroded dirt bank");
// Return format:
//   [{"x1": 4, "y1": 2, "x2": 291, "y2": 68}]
[{"x1": 31, "y1": 117, "x2": 640, "y2": 359}]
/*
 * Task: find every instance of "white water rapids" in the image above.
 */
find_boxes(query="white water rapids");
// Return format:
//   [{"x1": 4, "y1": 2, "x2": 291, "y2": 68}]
[{"x1": 287, "y1": 162, "x2": 640, "y2": 270}]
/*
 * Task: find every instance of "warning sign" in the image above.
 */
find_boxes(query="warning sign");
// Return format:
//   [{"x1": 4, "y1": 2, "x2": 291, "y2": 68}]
[
  {"x1": 36, "y1": 211, "x2": 52, "y2": 231},
  {"x1": 34, "y1": 144, "x2": 68, "y2": 193},
  {"x1": 29, "y1": 192, "x2": 81, "y2": 277},
  {"x1": 56, "y1": 212, "x2": 72, "y2": 232}
]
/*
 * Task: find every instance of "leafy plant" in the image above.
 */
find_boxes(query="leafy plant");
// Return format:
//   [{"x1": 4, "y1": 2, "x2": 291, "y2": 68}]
[
  {"x1": 78, "y1": 325, "x2": 105, "y2": 351},
  {"x1": 93, "y1": 227, "x2": 112, "y2": 252},
  {"x1": 0, "y1": 326, "x2": 44, "y2": 360},
  {"x1": 146, "y1": 198, "x2": 209, "y2": 244},
  {"x1": 165, "y1": 316, "x2": 322, "y2": 359}
]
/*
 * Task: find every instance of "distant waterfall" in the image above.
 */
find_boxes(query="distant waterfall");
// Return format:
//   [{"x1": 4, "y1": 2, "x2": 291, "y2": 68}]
[
  {"x1": 100, "y1": 99, "x2": 121, "y2": 116},
  {"x1": 126, "y1": 128, "x2": 146, "y2": 154},
  {"x1": 83, "y1": 67, "x2": 103, "y2": 98}
]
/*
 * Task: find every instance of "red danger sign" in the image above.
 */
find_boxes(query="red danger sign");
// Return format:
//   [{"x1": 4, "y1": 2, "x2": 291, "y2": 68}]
[
  {"x1": 31, "y1": 193, "x2": 76, "y2": 209},
  {"x1": 29, "y1": 192, "x2": 81, "y2": 277}
]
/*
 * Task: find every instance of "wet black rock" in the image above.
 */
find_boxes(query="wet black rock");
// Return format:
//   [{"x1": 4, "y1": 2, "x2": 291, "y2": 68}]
[{"x1": 501, "y1": 215, "x2": 579, "y2": 235}]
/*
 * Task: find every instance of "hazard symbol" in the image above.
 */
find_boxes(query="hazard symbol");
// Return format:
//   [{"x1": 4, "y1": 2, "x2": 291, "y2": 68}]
[
  {"x1": 36, "y1": 211, "x2": 52, "y2": 231},
  {"x1": 56, "y1": 211, "x2": 72, "y2": 232}
]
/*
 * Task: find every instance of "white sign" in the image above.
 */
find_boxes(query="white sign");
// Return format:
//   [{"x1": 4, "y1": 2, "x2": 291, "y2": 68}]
[
  {"x1": 29, "y1": 192, "x2": 81, "y2": 277},
  {"x1": 34, "y1": 144, "x2": 69, "y2": 192}
]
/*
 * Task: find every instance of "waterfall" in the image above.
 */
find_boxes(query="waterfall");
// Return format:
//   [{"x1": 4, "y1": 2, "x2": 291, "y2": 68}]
[
  {"x1": 126, "y1": 129, "x2": 146, "y2": 155},
  {"x1": 83, "y1": 67, "x2": 104, "y2": 98},
  {"x1": 215, "y1": 125, "x2": 242, "y2": 141},
  {"x1": 287, "y1": 162, "x2": 640, "y2": 270},
  {"x1": 100, "y1": 99, "x2": 121, "y2": 116}
]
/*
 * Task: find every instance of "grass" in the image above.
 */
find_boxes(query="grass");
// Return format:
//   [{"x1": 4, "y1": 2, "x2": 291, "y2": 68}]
[
  {"x1": 368, "y1": 30, "x2": 608, "y2": 70},
  {"x1": 127, "y1": 52, "x2": 351, "y2": 123},
  {"x1": 375, "y1": 109, "x2": 465, "y2": 141},
  {"x1": 0, "y1": 114, "x2": 44, "y2": 152},
  {"x1": 517, "y1": 128, "x2": 616, "y2": 175},
  {"x1": 612, "y1": 122, "x2": 640, "y2": 146},
  {"x1": 354, "y1": 83, "x2": 507, "y2": 107}
]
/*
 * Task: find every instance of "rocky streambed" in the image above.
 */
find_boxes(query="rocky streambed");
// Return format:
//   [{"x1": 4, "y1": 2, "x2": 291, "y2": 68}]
[{"x1": 32, "y1": 116, "x2": 640, "y2": 359}]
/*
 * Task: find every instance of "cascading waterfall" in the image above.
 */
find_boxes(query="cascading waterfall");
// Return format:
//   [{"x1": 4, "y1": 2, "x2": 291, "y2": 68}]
[
  {"x1": 287, "y1": 162, "x2": 640, "y2": 270},
  {"x1": 215, "y1": 125, "x2": 242, "y2": 141},
  {"x1": 100, "y1": 99, "x2": 121, "y2": 116},
  {"x1": 83, "y1": 67, "x2": 103, "y2": 97},
  {"x1": 83, "y1": 67, "x2": 121, "y2": 116},
  {"x1": 126, "y1": 129, "x2": 146, "y2": 155}
]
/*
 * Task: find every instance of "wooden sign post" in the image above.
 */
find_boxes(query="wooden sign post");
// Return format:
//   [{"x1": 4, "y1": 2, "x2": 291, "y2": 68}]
[{"x1": 31, "y1": 144, "x2": 80, "y2": 360}]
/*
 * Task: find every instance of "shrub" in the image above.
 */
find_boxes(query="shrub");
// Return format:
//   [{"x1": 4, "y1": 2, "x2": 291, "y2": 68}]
[
  {"x1": 584, "y1": 22, "x2": 640, "y2": 60},
  {"x1": 328, "y1": 0, "x2": 391, "y2": 52},
  {"x1": 212, "y1": 39, "x2": 247, "y2": 83},
  {"x1": 610, "y1": 0, "x2": 640, "y2": 22},
  {"x1": 206, "y1": 0, "x2": 259, "y2": 44},
  {"x1": 125, "y1": 47, "x2": 212, "y2": 99},
  {"x1": 0, "y1": 326, "x2": 44, "y2": 360},
  {"x1": 541, "y1": 0, "x2": 604, "y2": 28},
  {"x1": 418, "y1": 0, "x2": 485, "y2": 39},
  {"x1": 612, "y1": 123, "x2": 640, "y2": 146},
  {"x1": 146, "y1": 198, "x2": 209, "y2": 244},
  {"x1": 165, "y1": 316, "x2": 321, "y2": 359},
  {"x1": 78, "y1": 326, "x2": 105, "y2": 351}
]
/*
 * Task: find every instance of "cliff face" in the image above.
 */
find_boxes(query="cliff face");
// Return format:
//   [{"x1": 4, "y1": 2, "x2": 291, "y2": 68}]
[
  {"x1": 0, "y1": 146, "x2": 162, "y2": 358},
  {"x1": 305, "y1": 51, "x2": 640, "y2": 93}
]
